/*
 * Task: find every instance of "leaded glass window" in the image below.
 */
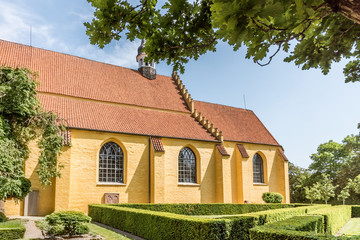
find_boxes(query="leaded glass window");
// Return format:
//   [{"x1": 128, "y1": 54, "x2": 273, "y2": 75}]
[
  {"x1": 178, "y1": 147, "x2": 197, "y2": 183},
  {"x1": 253, "y1": 153, "x2": 264, "y2": 183},
  {"x1": 99, "y1": 142, "x2": 124, "y2": 183}
]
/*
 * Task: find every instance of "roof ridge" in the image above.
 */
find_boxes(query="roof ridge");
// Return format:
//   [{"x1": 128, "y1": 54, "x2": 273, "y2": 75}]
[
  {"x1": 195, "y1": 99, "x2": 252, "y2": 112},
  {"x1": 0, "y1": 39, "x2": 174, "y2": 78},
  {"x1": 172, "y1": 72, "x2": 224, "y2": 142}
]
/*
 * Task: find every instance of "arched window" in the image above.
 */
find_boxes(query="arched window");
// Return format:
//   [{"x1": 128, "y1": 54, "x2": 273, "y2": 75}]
[
  {"x1": 178, "y1": 147, "x2": 197, "y2": 183},
  {"x1": 253, "y1": 153, "x2": 264, "y2": 183},
  {"x1": 99, "y1": 142, "x2": 124, "y2": 183}
]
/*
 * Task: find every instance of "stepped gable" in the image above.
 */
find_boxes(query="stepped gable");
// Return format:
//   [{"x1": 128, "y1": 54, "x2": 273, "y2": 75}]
[
  {"x1": 0, "y1": 39, "x2": 188, "y2": 113},
  {"x1": 194, "y1": 101, "x2": 280, "y2": 146}
]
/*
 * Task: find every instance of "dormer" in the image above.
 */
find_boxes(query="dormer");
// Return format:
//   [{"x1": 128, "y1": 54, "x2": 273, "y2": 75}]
[{"x1": 136, "y1": 39, "x2": 156, "y2": 80}]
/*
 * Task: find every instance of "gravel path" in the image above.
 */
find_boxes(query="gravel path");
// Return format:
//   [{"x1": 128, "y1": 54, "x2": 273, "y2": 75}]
[
  {"x1": 24, "y1": 219, "x2": 44, "y2": 239},
  {"x1": 9, "y1": 216, "x2": 45, "y2": 240}
]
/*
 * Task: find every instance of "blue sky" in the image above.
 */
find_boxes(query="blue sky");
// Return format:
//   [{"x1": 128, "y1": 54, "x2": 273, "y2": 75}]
[{"x1": 1, "y1": 0, "x2": 359, "y2": 168}]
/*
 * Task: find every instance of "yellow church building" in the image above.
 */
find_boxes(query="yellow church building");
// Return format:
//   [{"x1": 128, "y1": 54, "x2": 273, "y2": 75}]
[{"x1": 0, "y1": 39, "x2": 289, "y2": 216}]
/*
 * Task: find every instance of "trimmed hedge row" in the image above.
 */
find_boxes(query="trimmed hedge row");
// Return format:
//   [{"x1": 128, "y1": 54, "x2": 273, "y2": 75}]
[
  {"x1": 249, "y1": 212, "x2": 360, "y2": 240},
  {"x1": 89, "y1": 204, "x2": 326, "y2": 240},
  {"x1": 265, "y1": 215, "x2": 324, "y2": 233},
  {"x1": 310, "y1": 205, "x2": 351, "y2": 235},
  {"x1": 222, "y1": 205, "x2": 328, "y2": 240},
  {"x1": 0, "y1": 220, "x2": 26, "y2": 240},
  {"x1": 351, "y1": 205, "x2": 360, "y2": 217},
  {"x1": 89, "y1": 205, "x2": 231, "y2": 240},
  {"x1": 249, "y1": 226, "x2": 326, "y2": 240},
  {"x1": 109, "y1": 203, "x2": 300, "y2": 215}
]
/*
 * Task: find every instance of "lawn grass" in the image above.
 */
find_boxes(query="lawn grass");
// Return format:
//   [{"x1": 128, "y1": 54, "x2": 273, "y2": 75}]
[
  {"x1": 87, "y1": 222, "x2": 135, "y2": 240},
  {"x1": 337, "y1": 218, "x2": 360, "y2": 236},
  {"x1": 0, "y1": 219, "x2": 25, "y2": 229}
]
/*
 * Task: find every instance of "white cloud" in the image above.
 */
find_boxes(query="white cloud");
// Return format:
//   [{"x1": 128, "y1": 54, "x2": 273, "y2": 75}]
[
  {"x1": 0, "y1": 1, "x2": 139, "y2": 68},
  {"x1": 68, "y1": 11, "x2": 93, "y2": 21},
  {"x1": 74, "y1": 41, "x2": 140, "y2": 68},
  {"x1": 0, "y1": 1, "x2": 69, "y2": 51}
]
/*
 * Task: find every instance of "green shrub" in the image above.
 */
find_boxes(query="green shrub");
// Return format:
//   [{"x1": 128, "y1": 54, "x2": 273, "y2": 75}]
[
  {"x1": 351, "y1": 205, "x2": 360, "y2": 217},
  {"x1": 310, "y1": 205, "x2": 351, "y2": 234},
  {"x1": 249, "y1": 227, "x2": 328, "y2": 240},
  {"x1": 264, "y1": 215, "x2": 323, "y2": 233},
  {"x1": 90, "y1": 203, "x2": 325, "y2": 240},
  {"x1": 262, "y1": 192, "x2": 283, "y2": 203},
  {"x1": 249, "y1": 215, "x2": 325, "y2": 240},
  {"x1": 0, "y1": 212, "x2": 6, "y2": 222},
  {"x1": 108, "y1": 203, "x2": 298, "y2": 215},
  {"x1": 45, "y1": 211, "x2": 91, "y2": 237},
  {"x1": 0, "y1": 220, "x2": 26, "y2": 240},
  {"x1": 89, "y1": 205, "x2": 231, "y2": 240},
  {"x1": 249, "y1": 213, "x2": 360, "y2": 240},
  {"x1": 222, "y1": 205, "x2": 327, "y2": 240}
]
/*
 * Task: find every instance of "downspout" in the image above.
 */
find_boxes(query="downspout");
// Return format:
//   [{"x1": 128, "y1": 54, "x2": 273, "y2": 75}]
[{"x1": 148, "y1": 136, "x2": 152, "y2": 203}]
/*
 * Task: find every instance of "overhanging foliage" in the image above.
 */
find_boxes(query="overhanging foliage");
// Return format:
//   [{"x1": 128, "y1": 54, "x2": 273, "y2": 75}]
[{"x1": 0, "y1": 67, "x2": 66, "y2": 200}]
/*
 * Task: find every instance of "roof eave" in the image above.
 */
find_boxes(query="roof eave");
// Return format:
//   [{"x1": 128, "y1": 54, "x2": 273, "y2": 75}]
[{"x1": 67, "y1": 127, "x2": 221, "y2": 143}]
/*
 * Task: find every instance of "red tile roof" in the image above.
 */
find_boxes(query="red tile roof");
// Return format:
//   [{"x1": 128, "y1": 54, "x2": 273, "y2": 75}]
[
  {"x1": 0, "y1": 40, "x2": 189, "y2": 113},
  {"x1": 278, "y1": 149, "x2": 288, "y2": 161},
  {"x1": 194, "y1": 101, "x2": 280, "y2": 146},
  {"x1": 151, "y1": 137, "x2": 165, "y2": 152},
  {"x1": 216, "y1": 145, "x2": 230, "y2": 156},
  {"x1": 38, "y1": 94, "x2": 216, "y2": 141},
  {"x1": 0, "y1": 39, "x2": 282, "y2": 146},
  {"x1": 236, "y1": 144, "x2": 249, "y2": 158}
]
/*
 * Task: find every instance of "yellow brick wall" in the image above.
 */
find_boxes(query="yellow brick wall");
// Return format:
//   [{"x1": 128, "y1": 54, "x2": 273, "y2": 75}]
[
  {"x1": 5, "y1": 129, "x2": 289, "y2": 216},
  {"x1": 156, "y1": 139, "x2": 217, "y2": 203},
  {"x1": 222, "y1": 141, "x2": 290, "y2": 204},
  {"x1": 5, "y1": 141, "x2": 68, "y2": 216},
  {"x1": 64, "y1": 130, "x2": 150, "y2": 213}
]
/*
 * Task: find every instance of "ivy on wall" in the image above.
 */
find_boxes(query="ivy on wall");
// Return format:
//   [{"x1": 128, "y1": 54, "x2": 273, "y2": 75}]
[{"x1": 0, "y1": 66, "x2": 66, "y2": 200}]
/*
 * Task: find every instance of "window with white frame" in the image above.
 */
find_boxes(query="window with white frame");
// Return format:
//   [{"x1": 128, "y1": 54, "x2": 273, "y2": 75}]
[
  {"x1": 99, "y1": 142, "x2": 124, "y2": 183},
  {"x1": 253, "y1": 153, "x2": 264, "y2": 183},
  {"x1": 178, "y1": 147, "x2": 197, "y2": 183}
]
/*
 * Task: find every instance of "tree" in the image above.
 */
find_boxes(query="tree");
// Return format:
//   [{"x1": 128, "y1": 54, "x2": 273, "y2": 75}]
[
  {"x1": 337, "y1": 185, "x2": 350, "y2": 205},
  {"x1": 85, "y1": 0, "x2": 360, "y2": 82},
  {"x1": 0, "y1": 67, "x2": 66, "y2": 201},
  {"x1": 289, "y1": 162, "x2": 311, "y2": 203},
  {"x1": 314, "y1": 173, "x2": 337, "y2": 204},
  {"x1": 305, "y1": 186, "x2": 321, "y2": 204},
  {"x1": 309, "y1": 135, "x2": 356, "y2": 181},
  {"x1": 333, "y1": 134, "x2": 360, "y2": 202},
  {"x1": 348, "y1": 174, "x2": 360, "y2": 194}
]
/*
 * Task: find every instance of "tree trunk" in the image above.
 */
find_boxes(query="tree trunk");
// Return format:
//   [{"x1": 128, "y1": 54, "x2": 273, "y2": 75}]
[
  {"x1": 326, "y1": 0, "x2": 360, "y2": 24},
  {"x1": 343, "y1": 199, "x2": 345, "y2": 205},
  {"x1": 325, "y1": 199, "x2": 328, "y2": 204}
]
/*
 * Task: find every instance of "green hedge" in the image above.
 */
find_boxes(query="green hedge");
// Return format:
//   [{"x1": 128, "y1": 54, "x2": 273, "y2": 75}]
[
  {"x1": 108, "y1": 203, "x2": 300, "y2": 215},
  {"x1": 310, "y1": 205, "x2": 351, "y2": 235},
  {"x1": 0, "y1": 220, "x2": 26, "y2": 240},
  {"x1": 89, "y1": 204, "x2": 326, "y2": 240},
  {"x1": 222, "y1": 205, "x2": 328, "y2": 240},
  {"x1": 249, "y1": 211, "x2": 360, "y2": 240},
  {"x1": 249, "y1": 215, "x2": 326, "y2": 240},
  {"x1": 249, "y1": 227, "x2": 327, "y2": 240},
  {"x1": 89, "y1": 205, "x2": 231, "y2": 240},
  {"x1": 351, "y1": 205, "x2": 360, "y2": 217}
]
